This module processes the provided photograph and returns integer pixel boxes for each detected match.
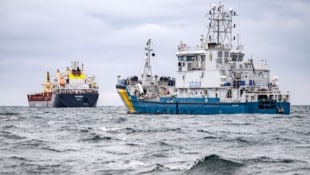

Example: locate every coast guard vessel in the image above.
[116,3,290,114]
[27,61,99,107]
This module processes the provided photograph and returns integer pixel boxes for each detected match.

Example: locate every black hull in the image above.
[53,93,98,107]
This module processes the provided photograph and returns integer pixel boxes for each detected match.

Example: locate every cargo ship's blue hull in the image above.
[117,89,290,115]
[53,93,98,107]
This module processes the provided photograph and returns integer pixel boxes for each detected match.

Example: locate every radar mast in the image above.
[142,39,155,84]
[206,2,237,48]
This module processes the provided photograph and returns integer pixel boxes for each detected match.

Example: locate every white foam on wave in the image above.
[100,126,120,132]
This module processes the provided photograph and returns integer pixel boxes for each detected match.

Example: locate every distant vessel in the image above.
[27,61,99,107]
[116,3,290,114]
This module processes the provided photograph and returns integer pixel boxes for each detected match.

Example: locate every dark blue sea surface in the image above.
[0,106,309,174]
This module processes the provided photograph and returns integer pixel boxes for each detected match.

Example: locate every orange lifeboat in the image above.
[59,76,65,86]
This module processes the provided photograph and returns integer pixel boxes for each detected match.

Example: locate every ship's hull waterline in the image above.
[28,93,99,107]
[117,88,290,115]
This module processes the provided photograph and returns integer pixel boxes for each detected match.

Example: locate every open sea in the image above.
[0,106,309,175]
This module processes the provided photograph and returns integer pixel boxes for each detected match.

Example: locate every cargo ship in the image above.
[27,61,99,107]
[116,3,290,114]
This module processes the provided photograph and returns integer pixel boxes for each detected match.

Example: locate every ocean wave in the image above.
[225,122,252,126]
[40,146,64,153]
[142,127,182,134]
[82,135,113,142]
[158,141,170,146]
[183,154,243,175]
[100,126,122,133]
[8,156,29,161]
[79,133,118,142]
[235,137,255,144]
[223,137,262,146]
[22,163,73,174]
[1,124,16,129]
[114,117,128,123]
[137,163,172,174]
[0,156,32,173]
[18,139,46,147]
[202,136,219,140]
[0,131,26,140]
[151,153,169,158]
[123,127,137,134]
[15,138,76,153]
[272,136,298,143]
[16,139,63,152]
[197,129,214,134]
[79,127,93,133]
[125,143,140,146]
[291,114,306,118]
[104,126,183,136]
[0,106,309,174]
[0,112,20,116]
[244,156,299,164]
[101,127,183,135]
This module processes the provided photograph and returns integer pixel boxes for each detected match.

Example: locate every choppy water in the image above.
[0,106,309,175]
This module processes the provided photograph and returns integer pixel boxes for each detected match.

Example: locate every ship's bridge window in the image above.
[224,51,229,58]
[178,56,186,61]
[186,56,195,61]
[230,52,244,62]
[218,51,223,58]
[178,54,206,71]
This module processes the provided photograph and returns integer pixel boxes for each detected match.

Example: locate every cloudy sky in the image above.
[0,0,309,106]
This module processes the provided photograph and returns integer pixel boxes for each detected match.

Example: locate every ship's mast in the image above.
[43,71,52,93]
[142,39,155,83]
[46,71,50,83]
[206,2,237,47]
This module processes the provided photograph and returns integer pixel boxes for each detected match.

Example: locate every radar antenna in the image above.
[206,2,237,47]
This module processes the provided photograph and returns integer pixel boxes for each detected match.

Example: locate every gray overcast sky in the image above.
[0,0,309,106]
